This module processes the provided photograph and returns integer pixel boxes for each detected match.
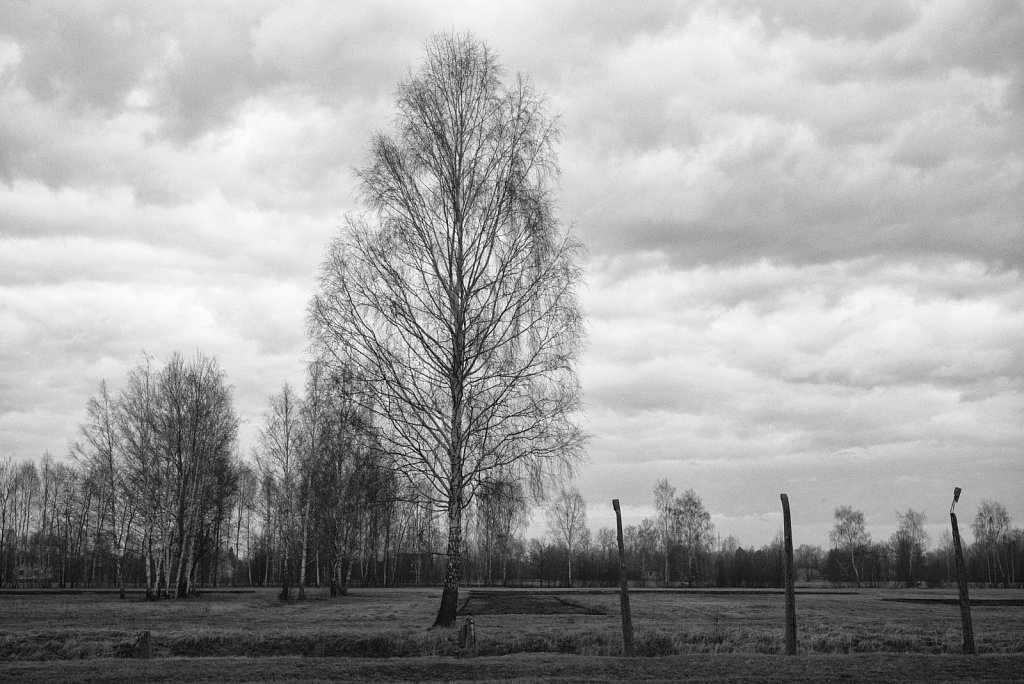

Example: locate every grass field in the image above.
[1,586,1022,681]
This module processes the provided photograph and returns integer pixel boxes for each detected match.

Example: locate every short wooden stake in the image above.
[612,499,635,657]
[780,493,797,655]
[134,630,152,659]
[950,487,976,655]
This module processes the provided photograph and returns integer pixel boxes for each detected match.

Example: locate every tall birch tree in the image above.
[311,31,584,627]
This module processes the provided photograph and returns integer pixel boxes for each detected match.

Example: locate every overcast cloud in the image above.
[2,0,1021,548]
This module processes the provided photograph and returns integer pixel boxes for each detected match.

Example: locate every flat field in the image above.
[1,587,1022,682]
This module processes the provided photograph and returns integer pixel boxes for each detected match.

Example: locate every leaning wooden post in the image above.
[950,487,976,654]
[612,499,635,657]
[780,493,797,655]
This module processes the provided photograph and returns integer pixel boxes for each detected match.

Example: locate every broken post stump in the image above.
[612,498,635,657]
[458,615,476,649]
[133,630,152,659]
[780,493,797,655]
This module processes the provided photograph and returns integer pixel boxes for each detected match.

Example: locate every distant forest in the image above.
[2,351,1021,594]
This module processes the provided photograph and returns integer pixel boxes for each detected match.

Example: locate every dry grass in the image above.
[1,587,1023,681]
[3,653,1024,683]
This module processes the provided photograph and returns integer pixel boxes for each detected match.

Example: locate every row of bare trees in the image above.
[252,362,406,600]
[4,432,1021,592]
[0,352,237,595]
[534,491,1024,590]
[827,501,1024,588]
[0,342,539,597]
[71,352,237,598]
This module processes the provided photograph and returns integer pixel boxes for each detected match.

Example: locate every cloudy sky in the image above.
[2,1,1021,548]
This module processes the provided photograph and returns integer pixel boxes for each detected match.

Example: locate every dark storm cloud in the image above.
[556,2,1024,271]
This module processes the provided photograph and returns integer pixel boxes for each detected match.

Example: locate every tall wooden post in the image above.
[950,487,976,655]
[612,499,635,657]
[780,493,797,655]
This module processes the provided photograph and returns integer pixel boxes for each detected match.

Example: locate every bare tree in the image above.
[829,505,870,587]
[304,363,378,597]
[475,477,528,585]
[254,383,304,602]
[156,352,239,598]
[10,461,40,586]
[625,518,660,585]
[972,500,1011,587]
[0,458,13,587]
[116,354,163,598]
[672,488,714,585]
[298,363,330,599]
[891,508,928,587]
[653,479,676,584]
[546,487,587,587]
[48,461,81,587]
[233,463,259,587]
[795,544,823,582]
[72,380,136,599]
[936,529,955,583]
[311,31,584,627]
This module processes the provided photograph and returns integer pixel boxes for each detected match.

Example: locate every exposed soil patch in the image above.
[458,590,606,615]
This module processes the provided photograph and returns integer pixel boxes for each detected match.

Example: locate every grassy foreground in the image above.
[1,587,1023,681]
[3,653,1024,683]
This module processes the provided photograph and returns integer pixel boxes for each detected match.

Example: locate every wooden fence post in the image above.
[780,493,797,655]
[950,487,976,655]
[612,499,635,657]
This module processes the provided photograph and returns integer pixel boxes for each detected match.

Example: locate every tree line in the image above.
[4,420,1022,593]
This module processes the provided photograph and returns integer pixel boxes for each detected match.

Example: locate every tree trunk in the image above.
[114,553,125,599]
[382,521,391,588]
[329,555,339,598]
[279,538,291,602]
[432,506,463,628]
[176,529,193,598]
[263,545,271,587]
[181,527,199,597]
[211,514,222,588]
[159,520,170,598]
[331,555,351,597]
[298,498,310,600]
[143,530,154,600]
